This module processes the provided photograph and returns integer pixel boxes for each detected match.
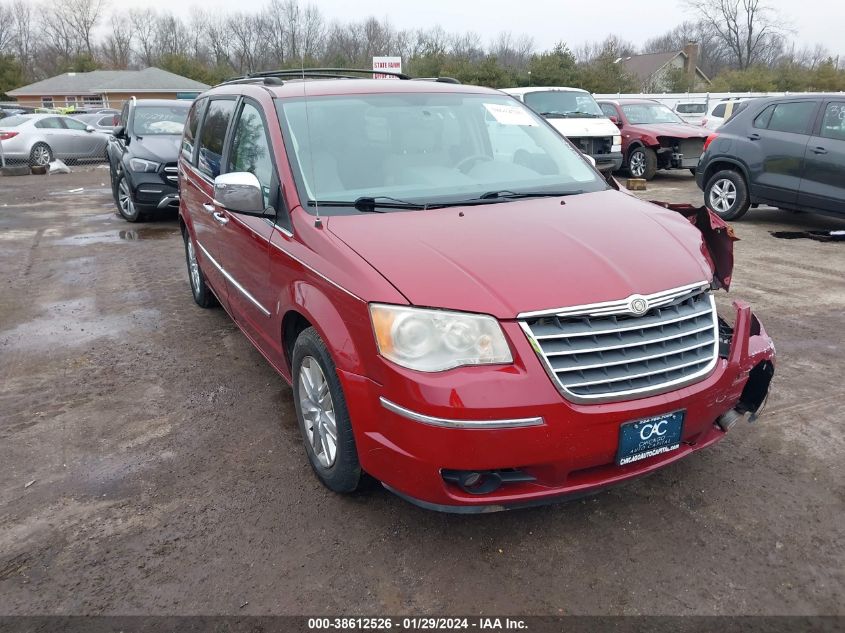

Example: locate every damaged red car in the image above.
[178,72,774,512]
[599,98,711,180]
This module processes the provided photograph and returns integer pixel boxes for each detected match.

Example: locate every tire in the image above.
[115,174,143,222]
[29,143,52,167]
[292,327,361,493]
[705,169,750,221]
[627,146,657,180]
[182,229,218,308]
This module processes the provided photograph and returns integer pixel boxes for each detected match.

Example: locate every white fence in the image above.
[592,91,845,109]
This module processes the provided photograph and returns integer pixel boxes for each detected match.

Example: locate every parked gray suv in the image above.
[696,95,845,220]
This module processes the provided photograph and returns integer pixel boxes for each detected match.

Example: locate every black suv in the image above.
[696,95,845,220]
[108,99,191,222]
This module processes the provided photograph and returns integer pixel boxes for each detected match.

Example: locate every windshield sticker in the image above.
[483,103,538,126]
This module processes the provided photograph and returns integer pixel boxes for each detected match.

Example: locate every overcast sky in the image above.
[137,0,845,58]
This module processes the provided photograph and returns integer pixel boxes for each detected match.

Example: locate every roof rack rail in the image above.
[411,77,462,84]
[218,67,412,87]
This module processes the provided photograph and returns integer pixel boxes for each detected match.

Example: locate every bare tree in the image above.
[0,2,15,53]
[101,12,133,69]
[227,12,265,73]
[642,20,728,76]
[129,9,158,67]
[65,0,107,57]
[685,0,787,69]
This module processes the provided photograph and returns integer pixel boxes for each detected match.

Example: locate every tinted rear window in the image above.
[677,103,706,114]
[820,103,845,141]
[711,103,727,118]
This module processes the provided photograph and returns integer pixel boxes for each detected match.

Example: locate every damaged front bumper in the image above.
[717,300,776,428]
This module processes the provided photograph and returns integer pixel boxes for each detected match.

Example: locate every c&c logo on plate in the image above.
[640,421,669,440]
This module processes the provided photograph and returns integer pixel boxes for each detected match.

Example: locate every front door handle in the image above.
[811,146,828,155]
[748,133,761,140]
[202,203,215,213]
[212,211,229,225]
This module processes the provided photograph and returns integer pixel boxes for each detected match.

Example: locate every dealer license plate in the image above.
[616,410,685,466]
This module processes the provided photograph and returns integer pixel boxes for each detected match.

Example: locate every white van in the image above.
[503,87,622,173]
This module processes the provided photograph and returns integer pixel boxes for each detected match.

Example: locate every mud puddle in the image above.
[53,228,179,245]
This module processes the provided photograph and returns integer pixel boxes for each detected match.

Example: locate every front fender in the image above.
[281,279,373,379]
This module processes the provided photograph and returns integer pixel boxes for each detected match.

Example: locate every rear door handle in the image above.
[812,146,828,155]
[202,203,215,213]
[212,212,229,225]
[748,133,761,140]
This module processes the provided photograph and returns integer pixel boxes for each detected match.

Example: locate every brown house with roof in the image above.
[7,67,209,110]
[617,44,711,93]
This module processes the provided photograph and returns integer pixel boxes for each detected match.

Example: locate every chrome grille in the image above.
[163,164,178,184]
[519,283,719,403]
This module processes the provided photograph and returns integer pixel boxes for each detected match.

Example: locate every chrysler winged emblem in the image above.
[628,295,649,316]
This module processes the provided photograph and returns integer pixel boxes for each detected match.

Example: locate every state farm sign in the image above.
[372,56,402,79]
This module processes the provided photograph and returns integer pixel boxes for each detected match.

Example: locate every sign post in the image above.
[372,56,402,79]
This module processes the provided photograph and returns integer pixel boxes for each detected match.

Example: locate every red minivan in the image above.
[178,72,775,512]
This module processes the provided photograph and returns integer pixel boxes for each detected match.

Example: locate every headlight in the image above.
[613,134,622,146]
[369,304,512,372]
[129,158,160,173]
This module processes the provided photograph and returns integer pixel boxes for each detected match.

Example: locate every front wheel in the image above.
[292,327,361,493]
[705,169,750,220]
[627,147,657,180]
[116,175,142,222]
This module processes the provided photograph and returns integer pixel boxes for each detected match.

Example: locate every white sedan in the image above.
[0,113,110,166]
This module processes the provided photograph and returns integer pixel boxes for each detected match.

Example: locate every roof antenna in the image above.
[301,46,321,228]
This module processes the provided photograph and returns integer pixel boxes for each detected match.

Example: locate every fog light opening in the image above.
[442,468,536,495]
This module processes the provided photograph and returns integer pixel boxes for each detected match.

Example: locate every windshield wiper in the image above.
[307,196,430,213]
[476,189,584,200]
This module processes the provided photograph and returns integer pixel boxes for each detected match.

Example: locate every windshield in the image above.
[0,115,30,127]
[132,106,189,136]
[523,91,604,118]
[622,103,685,125]
[276,93,605,212]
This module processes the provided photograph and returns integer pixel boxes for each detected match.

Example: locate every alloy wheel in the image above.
[629,151,646,177]
[118,179,134,217]
[186,238,201,295]
[709,178,737,214]
[298,356,338,468]
[32,145,50,166]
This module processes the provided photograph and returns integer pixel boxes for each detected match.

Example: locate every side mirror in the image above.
[214,172,266,216]
[609,115,622,127]
[112,125,125,138]
[583,153,597,167]
[85,125,95,133]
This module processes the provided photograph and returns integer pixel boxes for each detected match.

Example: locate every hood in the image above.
[131,135,181,163]
[547,117,619,138]
[327,189,714,319]
[627,122,710,140]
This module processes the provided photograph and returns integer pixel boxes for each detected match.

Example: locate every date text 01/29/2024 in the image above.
[307,617,528,630]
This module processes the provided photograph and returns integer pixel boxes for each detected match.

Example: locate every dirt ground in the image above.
[0,167,843,616]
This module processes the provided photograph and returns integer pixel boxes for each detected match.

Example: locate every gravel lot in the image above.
[0,167,843,616]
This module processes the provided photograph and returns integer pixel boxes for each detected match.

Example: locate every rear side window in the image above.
[820,103,845,141]
[34,117,64,129]
[756,102,817,135]
[197,99,235,180]
[182,98,206,163]
[711,103,727,118]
